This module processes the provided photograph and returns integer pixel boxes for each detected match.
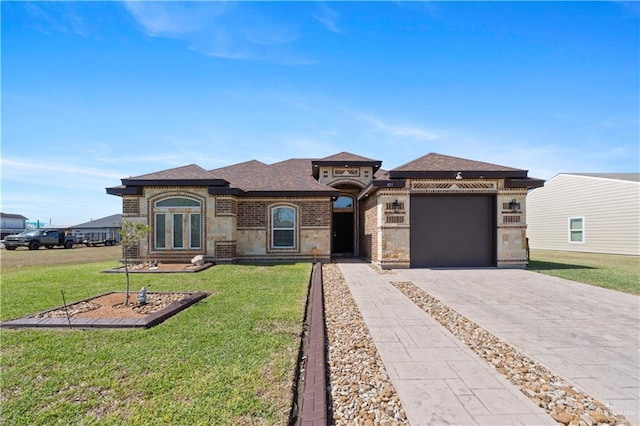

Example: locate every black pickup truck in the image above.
[3,229,75,250]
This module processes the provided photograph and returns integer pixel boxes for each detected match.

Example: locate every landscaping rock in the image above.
[392,281,631,426]
[323,264,408,425]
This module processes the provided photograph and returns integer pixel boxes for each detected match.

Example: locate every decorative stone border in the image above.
[102,263,214,273]
[0,292,209,329]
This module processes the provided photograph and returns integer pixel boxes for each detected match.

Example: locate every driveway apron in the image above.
[338,263,555,426]
[393,267,639,425]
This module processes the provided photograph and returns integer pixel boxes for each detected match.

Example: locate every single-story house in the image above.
[527,173,640,256]
[0,212,28,239]
[106,152,543,268]
[70,214,122,244]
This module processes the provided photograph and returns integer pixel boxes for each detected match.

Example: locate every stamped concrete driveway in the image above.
[395,268,640,424]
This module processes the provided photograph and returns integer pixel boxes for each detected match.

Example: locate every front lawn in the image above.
[0,261,310,424]
[528,250,640,295]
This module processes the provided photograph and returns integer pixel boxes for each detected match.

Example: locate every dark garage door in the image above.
[410,195,495,267]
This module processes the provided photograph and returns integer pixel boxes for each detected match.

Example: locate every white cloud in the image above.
[123,2,315,64]
[313,3,342,34]
[356,114,442,142]
[124,2,229,36]
[1,157,124,181]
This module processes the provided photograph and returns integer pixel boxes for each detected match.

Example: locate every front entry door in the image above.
[332,212,354,254]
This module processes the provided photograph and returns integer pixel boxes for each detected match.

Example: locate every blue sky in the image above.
[2,1,638,226]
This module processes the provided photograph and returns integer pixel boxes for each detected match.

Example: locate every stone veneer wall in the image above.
[377,190,411,269]
[359,195,379,263]
[496,183,528,268]
[367,179,530,269]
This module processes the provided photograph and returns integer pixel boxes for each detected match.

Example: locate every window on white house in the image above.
[272,206,296,248]
[153,197,201,250]
[569,217,584,243]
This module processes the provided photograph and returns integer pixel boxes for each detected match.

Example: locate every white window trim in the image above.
[152,196,202,251]
[172,213,184,249]
[271,205,297,250]
[568,216,585,244]
[189,213,201,250]
[154,213,166,250]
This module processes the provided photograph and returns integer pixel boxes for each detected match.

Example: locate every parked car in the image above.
[2,229,75,250]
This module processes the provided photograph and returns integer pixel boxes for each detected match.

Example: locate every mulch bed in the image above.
[0,291,209,329]
[103,262,214,274]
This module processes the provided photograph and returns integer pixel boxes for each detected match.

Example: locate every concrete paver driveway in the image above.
[395,268,640,424]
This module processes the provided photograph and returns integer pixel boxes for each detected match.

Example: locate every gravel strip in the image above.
[323,263,408,425]
[392,281,631,426]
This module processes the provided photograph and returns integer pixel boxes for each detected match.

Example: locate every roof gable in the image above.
[210,160,270,187]
[127,164,214,180]
[389,153,528,179]
[311,151,382,179]
[319,151,380,163]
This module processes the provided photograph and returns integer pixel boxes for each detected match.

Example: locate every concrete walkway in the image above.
[338,263,556,426]
[396,268,640,425]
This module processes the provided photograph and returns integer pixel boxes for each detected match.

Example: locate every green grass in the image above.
[1,262,311,425]
[528,250,640,295]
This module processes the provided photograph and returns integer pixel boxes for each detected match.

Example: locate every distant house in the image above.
[106,152,543,268]
[527,173,640,256]
[0,212,28,239]
[70,214,122,244]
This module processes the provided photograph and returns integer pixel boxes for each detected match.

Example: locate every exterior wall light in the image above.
[509,199,519,212]
[392,199,400,213]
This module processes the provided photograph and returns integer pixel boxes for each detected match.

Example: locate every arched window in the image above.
[154,197,201,250]
[333,195,354,210]
[272,206,296,248]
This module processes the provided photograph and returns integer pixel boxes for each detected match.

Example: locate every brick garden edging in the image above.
[0,292,209,329]
[297,262,329,426]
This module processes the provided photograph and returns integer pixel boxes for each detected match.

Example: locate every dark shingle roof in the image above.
[211,159,338,194]
[319,152,380,163]
[210,160,271,190]
[0,212,28,220]
[72,214,122,229]
[128,164,213,180]
[392,153,524,173]
[389,153,528,179]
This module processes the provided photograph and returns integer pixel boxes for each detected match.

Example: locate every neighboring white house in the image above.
[1,212,28,239]
[527,173,640,256]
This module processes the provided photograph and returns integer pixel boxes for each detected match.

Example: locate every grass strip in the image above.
[1,262,310,425]
[528,250,640,294]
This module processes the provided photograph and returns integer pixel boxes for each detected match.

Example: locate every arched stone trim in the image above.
[327,178,367,189]
[148,191,206,252]
[267,203,300,252]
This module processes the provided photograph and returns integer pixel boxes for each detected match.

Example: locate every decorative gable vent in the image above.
[411,181,497,192]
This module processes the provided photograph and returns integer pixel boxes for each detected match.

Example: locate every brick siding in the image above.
[123,197,139,216]
[299,200,331,227]
[215,198,237,216]
[238,199,331,228]
[238,201,267,227]
[215,241,237,260]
